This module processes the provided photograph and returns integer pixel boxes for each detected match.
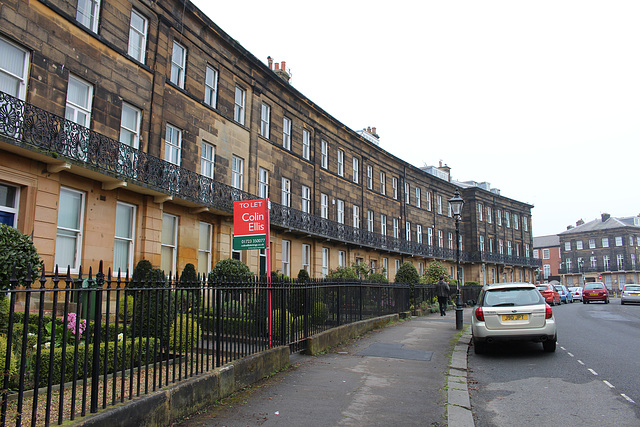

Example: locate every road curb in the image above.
[447,329,475,427]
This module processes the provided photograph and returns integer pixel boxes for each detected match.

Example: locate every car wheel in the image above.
[621,300,625,305]
[473,338,487,355]
[605,298,610,304]
[543,339,556,353]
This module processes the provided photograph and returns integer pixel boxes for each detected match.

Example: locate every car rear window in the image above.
[584,283,604,290]
[625,285,640,292]
[482,288,544,307]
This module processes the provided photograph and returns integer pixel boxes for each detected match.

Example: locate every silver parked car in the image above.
[621,284,640,305]
[471,282,557,354]
[568,286,583,302]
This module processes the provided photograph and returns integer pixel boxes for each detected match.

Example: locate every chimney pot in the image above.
[267,56,273,70]
[372,127,376,135]
[274,63,280,70]
[281,61,286,71]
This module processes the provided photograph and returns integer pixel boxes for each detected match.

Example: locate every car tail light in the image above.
[545,304,553,319]
[475,307,484,321]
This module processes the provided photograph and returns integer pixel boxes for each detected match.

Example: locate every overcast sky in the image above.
[192,0,640,236]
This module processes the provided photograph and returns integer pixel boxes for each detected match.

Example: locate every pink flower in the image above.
[66,312,87,338]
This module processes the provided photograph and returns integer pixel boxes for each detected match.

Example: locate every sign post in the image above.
[233,199,272,346]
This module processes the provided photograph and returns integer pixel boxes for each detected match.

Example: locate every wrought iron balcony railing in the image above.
[0,91,538,268]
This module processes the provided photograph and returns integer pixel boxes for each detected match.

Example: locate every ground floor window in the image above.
[161,213,178,275]
[55,187,85,273]
[0,182,18,227]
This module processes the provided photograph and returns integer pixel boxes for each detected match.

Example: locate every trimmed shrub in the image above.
[0,223,43,288]
[395,262,420,285]
[208,259,253,284]
[367,272,389,284]
[297,269,310,282]
[270,309,293,341]
[117,295,134,322]
[312,301,329,324]
[0,296,10,334]
[169,315,202,353]
[424,261,448,285]
[0,334,17,379]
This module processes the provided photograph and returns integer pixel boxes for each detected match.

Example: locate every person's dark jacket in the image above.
[435,280,450,298]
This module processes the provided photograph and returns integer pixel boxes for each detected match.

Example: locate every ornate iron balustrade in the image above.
[470,251,542,268]
[0,91,539,267]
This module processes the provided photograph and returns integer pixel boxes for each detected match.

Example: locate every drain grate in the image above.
[356,342,433,361]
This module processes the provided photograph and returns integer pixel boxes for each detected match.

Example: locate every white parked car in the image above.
[471,282,557,354]
[568,286,583,302]
[621,284,640,305]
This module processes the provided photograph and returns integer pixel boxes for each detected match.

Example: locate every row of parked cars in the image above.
[471,281,640,355]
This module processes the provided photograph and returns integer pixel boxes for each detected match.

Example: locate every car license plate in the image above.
[502,314,528,321]
[631,293,639,296]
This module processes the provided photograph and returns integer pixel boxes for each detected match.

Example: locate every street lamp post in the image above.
[578,258,585,286]
[449,190,464,330]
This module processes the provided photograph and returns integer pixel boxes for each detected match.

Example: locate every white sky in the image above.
[192,0,640,236]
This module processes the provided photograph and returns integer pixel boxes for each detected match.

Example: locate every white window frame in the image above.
[301,185,311,213]
[427,227,433,245]
[478,203,483,221]
[383,257,388,278]
[415,187,421,208]
[405,221,411,241]
[234,86,246,125]
[321,140,328,169]
[353,205,360,229]
[65,74,93,127]
[426,192,431,211]
[380,172,386,195]
[113,201,136,275]
[321,193,328,219]
[128,9,148,63]
[170,41,186,88]
[76,0,101,32]
[496,209,502,226]
[337,149,344,176]
[204,65,218,108]
[392,177,398,200]
[404,182,410,204]
[542,248,550,259]
[565,242,571,251]
[258,167,269,198]
[523,215,528,231]
[322,248,329,277]
[367,166,373,189]
[367,210,374,232]
[416,224,422,244]
[589,239,596,249]
[352,157,359,183]
[161,213,178,275]
[438,230,444,247]
[198,221,213,274]
[505,211,511,228]
[487,206,492,224]
[119,103,141,149]
[282,239,291,277]
[0,36,30,101]
[201,141,215,179]
[338,250,346,268]
[55,187,85,273]
[479,235,485,252]
[302,244,311,272]
[0,183,19,228]
[393,218,399,239]
[164,123,182,165]
[590,256,597,268]
[448,232,453,249]
[576,240,583,250]
[337,199,345,224]
[281,178,291,207]
[514,214,519,230]
[602,237,609,248]
[260,103,271,138]
[282,116,292,150]
[437,195,443,215]
[499,239,504,255]
[615,236,623,247]
[302,129,311,160]
[232,155,244,190]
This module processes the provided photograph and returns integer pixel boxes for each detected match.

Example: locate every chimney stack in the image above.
[267,56,273,70]
[601,213,611,222]
[281,61,286,70]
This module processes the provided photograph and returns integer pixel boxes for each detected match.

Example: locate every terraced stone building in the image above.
[0,0,539,283]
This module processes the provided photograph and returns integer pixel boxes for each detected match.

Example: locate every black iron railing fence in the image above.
[0,91,540,268]
[1,261,453,426]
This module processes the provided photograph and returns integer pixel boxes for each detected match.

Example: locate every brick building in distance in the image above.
[0,0,539,284]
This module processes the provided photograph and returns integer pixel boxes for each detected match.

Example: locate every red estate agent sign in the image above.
[233,199,270,250]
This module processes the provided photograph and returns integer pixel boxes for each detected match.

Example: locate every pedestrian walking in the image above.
[435,276,450,316]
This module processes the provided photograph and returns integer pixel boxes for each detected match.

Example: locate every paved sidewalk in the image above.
[174,310,475,427]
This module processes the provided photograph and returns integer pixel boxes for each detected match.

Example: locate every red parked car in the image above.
[536,284,561,306]
[583,282,609,304]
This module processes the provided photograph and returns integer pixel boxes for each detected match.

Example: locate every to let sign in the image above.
[233,199,269,250]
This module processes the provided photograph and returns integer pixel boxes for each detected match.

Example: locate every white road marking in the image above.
[577,360,585,365]
[621,394,636,404]
[603,380,615,388]
[567,352,574,357]
[560,346,566,350]
[588,368,598,376]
